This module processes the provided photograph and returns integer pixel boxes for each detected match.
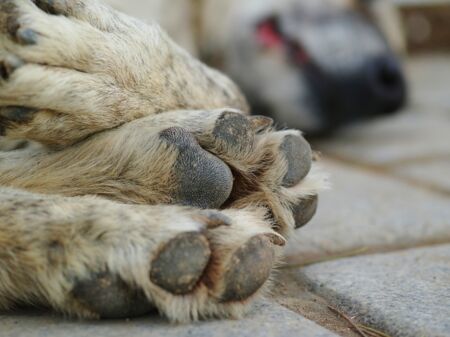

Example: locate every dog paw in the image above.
[0,0,246,147]
[132,109,327,236]
[52,204,283,322]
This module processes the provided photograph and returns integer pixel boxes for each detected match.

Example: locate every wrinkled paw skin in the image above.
[72,272,155,319]
[160,127,233,209]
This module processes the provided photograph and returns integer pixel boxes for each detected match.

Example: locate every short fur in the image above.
[104,0,406,133]
[0,0,326,322]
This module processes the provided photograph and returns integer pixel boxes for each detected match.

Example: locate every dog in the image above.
[0,0,326,322]
[104,0,408,135]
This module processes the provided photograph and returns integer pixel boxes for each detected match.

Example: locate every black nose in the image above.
[367,56,406,114]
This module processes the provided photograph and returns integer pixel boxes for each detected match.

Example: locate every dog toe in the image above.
[160,127,233,209]
[72,272,154,318]
[293,195,318,229]
[280,134,312,187]
[219,235,275,302]
[212,110,255,153]
[150,232,211,295]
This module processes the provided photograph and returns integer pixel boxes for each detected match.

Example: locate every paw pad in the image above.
[160,127,233,209]
[293,195,318,229]
[280,134,312,187]
[220,235,274,302]
[150,232,211,295]
[72,272,154,318]
[213,111,254,152]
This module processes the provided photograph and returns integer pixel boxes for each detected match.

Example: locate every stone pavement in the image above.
[0,301,338,337]
[1,56,449,337]
[278,55,450,337]
[300,245,450,337]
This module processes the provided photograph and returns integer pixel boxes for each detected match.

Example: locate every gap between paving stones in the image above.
[283,240,450,269]
[270,270,393,337]
[295,244,450,337]
[321,155,450,198]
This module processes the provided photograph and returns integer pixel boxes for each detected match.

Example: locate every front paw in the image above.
[53,205,282,322]
[138,109,328,236]
[0,0,246,147]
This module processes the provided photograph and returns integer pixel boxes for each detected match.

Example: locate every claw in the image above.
[0,107,37,122]
[264,232,286,247]
[196,211,232,229]
[32,0,59,14]
[0,55,24,80]
[249,116,273,132]
[15,28,38,45]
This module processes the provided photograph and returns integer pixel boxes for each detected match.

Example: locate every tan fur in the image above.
[0,0,326,322]
[0,0,247,147]
[0,187,285,322]
[99,0,406,134]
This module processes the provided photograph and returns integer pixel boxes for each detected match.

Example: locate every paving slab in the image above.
[406,55,450,114]
[0,300,339,337]
[285,159,450,264]
[298,244,450,337]
[392,157,450,193]
[314,110,450,167]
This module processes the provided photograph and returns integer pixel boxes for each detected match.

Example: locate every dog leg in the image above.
[0,0,247,147]
[0,187,282,322]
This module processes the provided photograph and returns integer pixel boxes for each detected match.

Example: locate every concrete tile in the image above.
[298,244,450,337]
[314,110,450,166]
[392,158,450,193]
[0,301,339,337]
[406,55,450,114]
[285,160,450,264]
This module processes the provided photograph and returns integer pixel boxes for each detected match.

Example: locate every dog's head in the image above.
[204,0,407,135]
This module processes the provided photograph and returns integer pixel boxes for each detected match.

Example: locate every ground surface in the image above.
[1,56,449,337]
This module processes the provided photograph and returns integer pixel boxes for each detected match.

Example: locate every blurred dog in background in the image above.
[105,0,408,136]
